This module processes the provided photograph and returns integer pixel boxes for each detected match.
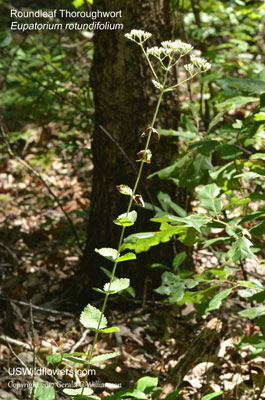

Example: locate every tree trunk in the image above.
[80,0,184,302]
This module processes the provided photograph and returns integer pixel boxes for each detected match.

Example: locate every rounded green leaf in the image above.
[104,278,130,293]
[113,211,137,227]
[80,304,107,330]
[116,184,133,196]
[95,248,119,261]
[136,376,158,391]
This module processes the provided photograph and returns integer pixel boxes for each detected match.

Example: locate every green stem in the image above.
[80,63,170,396]
[165,72,200,92]
[141,44,159,82]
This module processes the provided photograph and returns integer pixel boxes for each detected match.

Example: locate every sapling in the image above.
[57,29,211,399]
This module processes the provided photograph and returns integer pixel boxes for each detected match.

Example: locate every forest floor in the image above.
[1,131,265,399]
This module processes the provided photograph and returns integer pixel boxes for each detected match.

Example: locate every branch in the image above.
[0,295,75,317]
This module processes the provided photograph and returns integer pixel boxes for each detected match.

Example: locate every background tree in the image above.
[80,0,184,300]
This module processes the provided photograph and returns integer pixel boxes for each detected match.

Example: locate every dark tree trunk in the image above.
[80,0,186,302]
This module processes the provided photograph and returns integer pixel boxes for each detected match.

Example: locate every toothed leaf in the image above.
[80,304,107,330]
[104,278,130,293]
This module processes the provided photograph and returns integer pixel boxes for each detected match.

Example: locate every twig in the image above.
[30,300,36,400]
[0,122,83,252]
[239,258,249,281]
[246,270,265,283]
[7,342,30,373]
[70,329,90,353]
[208,245,265,282]
[0,296,75,317]
[0,334,32,350]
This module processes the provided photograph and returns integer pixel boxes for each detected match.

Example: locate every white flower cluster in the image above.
[184,63,195,75]
[124,29,152,44]
[146,46,172,59]
[125,28,212,78]
[161,40,193,55]
[190,55,211,72]
[146,39,194,70]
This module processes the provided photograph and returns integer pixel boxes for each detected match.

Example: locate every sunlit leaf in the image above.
[113,211,137,227]
[116,252,136,262]
[46,353,62,364]
[80,304,107,330]
[121,389,147,399]
[90,352,120,364]
[239,306,265,319]
[135,376,158,391]
[63,354,90,365]
[197,183,222,217]
[249,152,265,159]
[95,248,119,261]
[103,278,130,293]
[204,288,232,313]
[116,184,133,196]
[201,391,224,400]
[228,236,256,262]
[99,327,120,333]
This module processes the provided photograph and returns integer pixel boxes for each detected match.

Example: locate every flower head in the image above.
[162,40,193,55]
[184,63,195,75]
[146,46,172,59]
[190,55,211,72]
[125,29,152,45]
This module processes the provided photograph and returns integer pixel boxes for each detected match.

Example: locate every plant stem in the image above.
[30,300,36,400]
[80,64,170,396]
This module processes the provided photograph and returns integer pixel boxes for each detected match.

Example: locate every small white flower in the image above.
[125,29,152,44]
[190,55,211,71]
[184,63,195,75]
[146,46,172,58]
[162,40,193,55]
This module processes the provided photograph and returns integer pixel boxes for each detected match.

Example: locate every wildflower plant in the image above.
[47,30,211,399]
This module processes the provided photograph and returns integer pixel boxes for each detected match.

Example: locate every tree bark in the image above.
[80,0,183,301]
